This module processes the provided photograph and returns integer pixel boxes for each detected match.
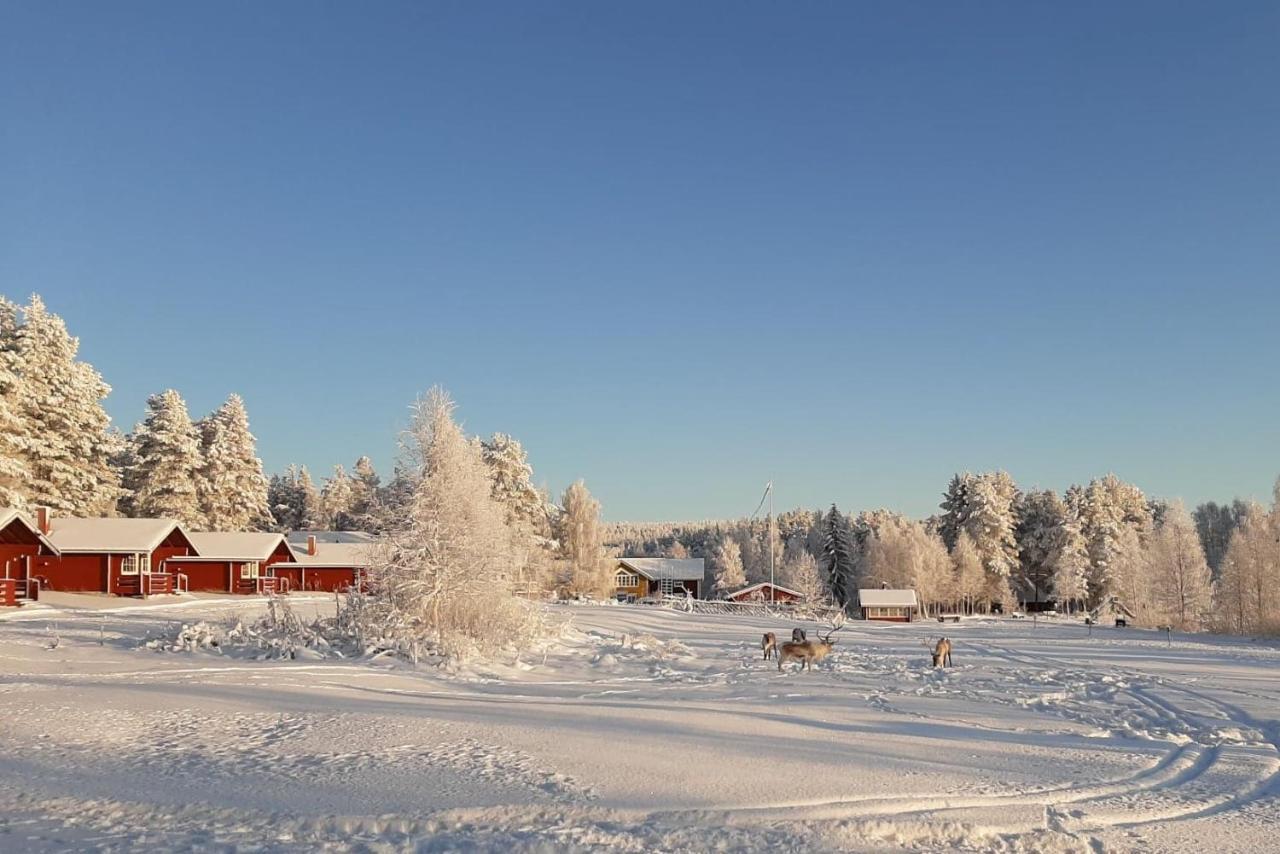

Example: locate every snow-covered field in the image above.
[2,596,1278,852]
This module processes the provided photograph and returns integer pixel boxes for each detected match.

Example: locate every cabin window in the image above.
[240,561,260,579]
[121,554,139,575]
[615,572,639,588]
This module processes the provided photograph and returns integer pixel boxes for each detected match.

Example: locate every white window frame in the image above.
[615,572,639,588]
[120,554,140,576]
[240,561,260,580]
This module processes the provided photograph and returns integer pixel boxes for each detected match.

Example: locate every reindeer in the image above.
[931,637,953,668]
[761,632,777,660]
[791,627,807,643]
[778,614,845,672]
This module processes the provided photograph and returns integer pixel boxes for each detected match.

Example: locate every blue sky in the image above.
[2,2,1277,520]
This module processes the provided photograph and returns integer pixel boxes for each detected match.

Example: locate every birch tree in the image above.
[711,535,746,595]
[558,479,610,597]
[1145,501,1213,630]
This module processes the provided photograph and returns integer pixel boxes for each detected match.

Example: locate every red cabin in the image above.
[271,535,372,593]
[0,508,60,605]
[38,515,197,597]
[724,582,804,604]
[168,532,297,594]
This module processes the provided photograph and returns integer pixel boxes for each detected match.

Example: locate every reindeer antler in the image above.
[821,611,846,643]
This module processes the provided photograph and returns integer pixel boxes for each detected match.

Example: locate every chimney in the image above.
[36,506,50,535]
[307,535,317,556]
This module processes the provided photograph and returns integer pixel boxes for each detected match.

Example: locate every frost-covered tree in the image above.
[1017,489,1088,611]
[822,505,858,610]
[0,299,30,509]
[1144,501,1213,630]
[348,455,382,527]
[951,530,986,614]
[711,535,746,595]
[296,466,322,529]
[320,465,356,529]
[121,389,203,524]
[1076,474,1152,608]
[10,295,119,514]
[480,433,550,537]
[267,464,322,531]
[558,479,610,596]
[779,545,826,604]
[367,387,537,659]
[1215,502,1280,635]
[196,394,272,531]
[861,518,951,616]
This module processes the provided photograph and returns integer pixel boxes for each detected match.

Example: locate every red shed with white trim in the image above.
[0,508,60,605]
[271,535,372,593]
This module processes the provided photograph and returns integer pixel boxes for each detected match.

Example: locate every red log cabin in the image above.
[0,508,60,605]
[723,581,804,604]
[37,513,197,597]
[270,535,372,593]
[167,532,296,594]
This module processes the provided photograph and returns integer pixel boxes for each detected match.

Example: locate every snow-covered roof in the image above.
[857,588,919,608]
[286,530,378,545]
[726,582,803,600]
[0,508,58,553]
[287,541,377,568]
[616,558,705,582]
[47,517,191,553]
[185,532,290,562]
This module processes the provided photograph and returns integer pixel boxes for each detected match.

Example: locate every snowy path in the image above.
[1,598,1277,852]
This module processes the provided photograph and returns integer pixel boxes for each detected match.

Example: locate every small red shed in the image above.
[0,508,60,604]
[168,532,296,594]
[39,515,197,596]
[724,582,804,604]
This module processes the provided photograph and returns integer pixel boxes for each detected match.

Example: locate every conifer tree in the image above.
[0,299,30,509]
[196,394,272,531]
[822,504,857,610]
[11,295,120,514]
[122,389,203,524]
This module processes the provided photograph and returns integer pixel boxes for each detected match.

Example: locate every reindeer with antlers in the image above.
[777,613,845,672]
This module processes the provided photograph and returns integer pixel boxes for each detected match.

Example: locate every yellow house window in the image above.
[615,572,639,588]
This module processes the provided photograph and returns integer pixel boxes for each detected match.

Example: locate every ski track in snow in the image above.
[1,600,1278,852]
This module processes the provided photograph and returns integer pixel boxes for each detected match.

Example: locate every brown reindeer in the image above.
[778,614,845,672]
[931,637,953,668]
[761,632,777,660]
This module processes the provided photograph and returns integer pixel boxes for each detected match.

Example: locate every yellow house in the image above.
[613,558,704,601]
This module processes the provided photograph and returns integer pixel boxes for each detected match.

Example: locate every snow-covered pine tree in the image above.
[12,295,120,514]
[297,466,322,530]
[480,433,551,538]
[1192,500,1248,579]
[196,394,273,531]
[1077,474,1153,609]
[711,535,746,595]
[320,465,355,529]
[0,299,31,509]
[1145,501,1213,630]
[558,479,609,597]
[963,472,1021,607]
[367,387,536,659]
[822,504,858,610]
[267,465,304,531]
[122,389,204,525]
[348,455,381,528]
[938,472,974,549]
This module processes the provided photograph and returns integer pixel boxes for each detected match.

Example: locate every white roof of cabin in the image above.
[0,508,58,553]
[47,517,189,553]
[616,557,705,582]
[287,530,378,545]
[287,541,377,568]
[857,588,919,608]
[726,582,803,599]
[185,532,289,562]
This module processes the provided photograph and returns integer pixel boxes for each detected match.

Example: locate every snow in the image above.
[45,516,184,553]
[186,531,288,561]
[1,598,1278,852]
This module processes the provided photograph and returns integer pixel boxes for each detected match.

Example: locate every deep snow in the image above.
[1,594,1278,852]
